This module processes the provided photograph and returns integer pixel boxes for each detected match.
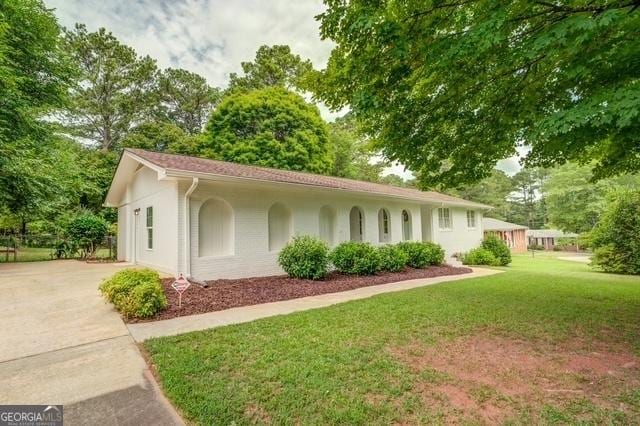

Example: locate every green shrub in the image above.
[330,242,380,275]
[377,244,408,272]
[591,244,627,274]
[462,247,499,266]
[481,234,511,266]
[67,213,108,258]
[118,281,168,318]
[99,268,167,318]
[278,235,330,280]
[591,190,640,275]
[528,243,545,251]
[397,241,445,268]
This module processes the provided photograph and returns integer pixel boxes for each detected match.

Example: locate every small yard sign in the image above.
[172,274,191,308]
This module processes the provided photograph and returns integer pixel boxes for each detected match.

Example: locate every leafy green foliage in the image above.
[544,162,640,234]
[202,87,333,174]
[158,68,222,134]
[328,114,387,182]
[397,241,445,268]
[446,170,514,221]
[313,1,640,187]
[99,268,167,319]
[66,213,108,258]
[462,248,499,266]
[0,0,73,222]
[228,45,313,92]
[377,244,408,272]
[278,236,330,280]
[481,234,512,266]
[0,0,72,145]
[122,121,202,155]
[63,24,158,151]
[330,242,380,275]
[591,190,640,275]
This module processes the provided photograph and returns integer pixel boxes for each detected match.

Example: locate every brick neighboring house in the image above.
[526,229,579,251]
[105,149,492,280]
[482,218,528,252]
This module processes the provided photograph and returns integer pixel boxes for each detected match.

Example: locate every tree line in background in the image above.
[1,0,638,271]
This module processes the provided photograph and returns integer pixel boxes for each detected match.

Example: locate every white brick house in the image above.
[105,149,491,280]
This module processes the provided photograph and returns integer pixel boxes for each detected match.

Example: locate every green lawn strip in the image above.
[0,247,112,262]
[145,255,640,425]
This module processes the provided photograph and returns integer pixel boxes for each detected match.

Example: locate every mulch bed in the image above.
[131,265,472,323]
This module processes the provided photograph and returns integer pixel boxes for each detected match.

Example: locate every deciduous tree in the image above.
[313,0,640,187]
[201,87,332,174]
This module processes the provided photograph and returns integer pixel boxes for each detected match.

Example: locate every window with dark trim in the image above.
[146,206,153,249]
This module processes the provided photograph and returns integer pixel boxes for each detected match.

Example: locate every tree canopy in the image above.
[228,45,313,92]
[313,0,640,187]
[0,0,74,228]
[202,87,333,174]
[544,162,640,234]
[63,24,158,151]
[158,68,221,134]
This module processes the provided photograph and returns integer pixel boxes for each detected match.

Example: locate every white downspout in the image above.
[184,177,199,277]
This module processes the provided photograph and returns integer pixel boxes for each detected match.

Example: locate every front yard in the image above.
[145,253,640,424]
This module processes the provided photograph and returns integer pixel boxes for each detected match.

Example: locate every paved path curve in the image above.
[0,260,182,425]
[129,267,502,342]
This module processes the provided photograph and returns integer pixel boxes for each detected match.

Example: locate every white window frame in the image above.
[146,206,153,250]
[466,210,476,229]
[438,208,451,231]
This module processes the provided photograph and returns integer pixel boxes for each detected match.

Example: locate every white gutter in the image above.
[183,177,199,277]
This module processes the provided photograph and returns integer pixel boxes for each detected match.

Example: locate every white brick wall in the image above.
[118,166,485,280]
[187,180,425,280]
[118,167,180,275]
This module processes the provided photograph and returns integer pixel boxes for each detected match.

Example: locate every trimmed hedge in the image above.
[377,244,408,272]
[462,247,499,266]
[278,236,330,280]
[481,234,511,266]
[330,241,380,275]
[99,268,167,319]
[397,241,445,268]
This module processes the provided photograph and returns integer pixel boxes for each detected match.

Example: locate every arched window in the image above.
[378,208,391,242]
[268,203,292,251]
[402,210,412,241]
[319,206,336,246]
[199,198,233,257]
[349,206,364,241]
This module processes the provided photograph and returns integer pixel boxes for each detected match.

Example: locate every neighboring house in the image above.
[526,229,579,251]
[105,149,491,280]
[482,218,528,252]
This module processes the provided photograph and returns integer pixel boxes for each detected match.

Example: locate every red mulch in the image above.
[130,265,472,323]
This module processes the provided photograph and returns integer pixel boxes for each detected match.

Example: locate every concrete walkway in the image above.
[558,255,591,263]
[0,260,182,425]
[128,267,501,341]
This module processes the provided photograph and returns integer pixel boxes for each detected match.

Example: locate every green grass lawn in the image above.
[145,253,640,425]
[0,247,112,262]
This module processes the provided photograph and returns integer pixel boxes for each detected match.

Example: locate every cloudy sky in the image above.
[45,0,521,177]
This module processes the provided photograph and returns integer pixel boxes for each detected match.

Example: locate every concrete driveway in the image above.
[0,260,182,425]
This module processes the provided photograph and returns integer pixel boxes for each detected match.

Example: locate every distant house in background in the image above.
[482,218,528,252]
[526,229,578,251]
